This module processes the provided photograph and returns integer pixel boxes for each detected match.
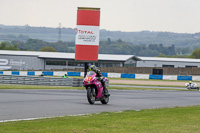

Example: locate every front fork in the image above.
[87,87,96,97]
[92,88,96,97]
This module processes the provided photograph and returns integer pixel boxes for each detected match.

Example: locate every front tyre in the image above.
[87,88,95,104]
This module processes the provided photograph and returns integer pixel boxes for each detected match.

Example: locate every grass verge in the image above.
[1,106,200,133]
[0,84,193,91]
[0,84,191,91]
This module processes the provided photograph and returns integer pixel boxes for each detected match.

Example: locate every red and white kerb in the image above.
[75,7,100,61]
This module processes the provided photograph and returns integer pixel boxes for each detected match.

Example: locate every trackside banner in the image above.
[76,25,99,45]
[75,7,100,61]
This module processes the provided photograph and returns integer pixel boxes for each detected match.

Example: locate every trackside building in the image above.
[0,50,139,70]
[137,57,200,68]
[0,50,200,71]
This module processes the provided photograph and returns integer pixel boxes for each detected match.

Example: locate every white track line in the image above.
[0,114,89,123]
[0,117,49,123]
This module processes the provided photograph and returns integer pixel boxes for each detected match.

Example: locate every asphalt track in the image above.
[1,89,200,122]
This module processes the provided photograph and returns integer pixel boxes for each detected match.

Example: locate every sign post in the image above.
[75,7,100,77]
[75,7,100,61]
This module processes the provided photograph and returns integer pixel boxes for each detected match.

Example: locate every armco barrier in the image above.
[192,76,200,81]
[67,72,81,76]
[102,73,108,77]
[0,71,199,81]
[177,75,192,81]
[108,73,121,78]
[42,71,54,76]
[28,71,35,76]
[163,75,177,80]
[135,74,149,79]
[121,73,135,78]
[149,75,163,80]
[12,71,19,75]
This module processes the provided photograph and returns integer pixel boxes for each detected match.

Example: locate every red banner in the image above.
[75,7,100,61]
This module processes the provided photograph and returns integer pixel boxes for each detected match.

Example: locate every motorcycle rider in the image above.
[189,81,196,87]
[88,65,110,96]
[189,81,192,85]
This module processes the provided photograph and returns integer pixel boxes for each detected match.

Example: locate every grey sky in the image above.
[0,0,199,33]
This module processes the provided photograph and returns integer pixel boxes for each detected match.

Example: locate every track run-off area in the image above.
[0,79,200,122]
[1,87,200,122]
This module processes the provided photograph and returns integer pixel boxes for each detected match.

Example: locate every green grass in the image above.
[1,106,200,133]
[0,84,193,91]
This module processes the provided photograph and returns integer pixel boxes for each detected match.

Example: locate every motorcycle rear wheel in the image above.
[101,89,109,104]
[87,88,95,104]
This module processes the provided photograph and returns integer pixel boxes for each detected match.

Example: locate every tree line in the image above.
[0,38,200,58]
[99,38,176,56]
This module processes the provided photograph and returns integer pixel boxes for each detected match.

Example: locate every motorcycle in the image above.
[185,82,199,90]
[83,71,110,104]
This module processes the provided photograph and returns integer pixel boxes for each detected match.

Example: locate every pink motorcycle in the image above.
[83,71,109,104]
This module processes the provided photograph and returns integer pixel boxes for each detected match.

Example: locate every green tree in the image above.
[39,46,57,52]
[157,53,166,57]
[0,42,18,50]
[190,48,200,58]
[0,42,6,49]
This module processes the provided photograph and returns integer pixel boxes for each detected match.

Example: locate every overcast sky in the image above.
[0,0,200,33]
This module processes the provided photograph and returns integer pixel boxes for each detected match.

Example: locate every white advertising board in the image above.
[75,25,100,45]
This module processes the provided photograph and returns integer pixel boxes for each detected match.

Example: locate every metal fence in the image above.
[0,75,109,87]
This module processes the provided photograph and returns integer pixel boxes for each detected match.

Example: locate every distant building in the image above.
[0,50,200,70]
[137,57,200,68]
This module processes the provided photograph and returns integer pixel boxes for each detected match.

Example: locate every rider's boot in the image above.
[103,83,110,96]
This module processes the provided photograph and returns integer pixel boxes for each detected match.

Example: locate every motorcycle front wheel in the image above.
[87,87,95,104]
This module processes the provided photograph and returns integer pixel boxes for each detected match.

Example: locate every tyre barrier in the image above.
[72,78,84,87]
[0,75,109,87]
[0,75,73,86]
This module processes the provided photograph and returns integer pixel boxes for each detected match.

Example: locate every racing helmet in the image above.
[189,81,192,84]
[89,65,97,72]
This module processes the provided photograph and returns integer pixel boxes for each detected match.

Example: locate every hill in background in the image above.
[0,24,200,57]
[1,24,200,48]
